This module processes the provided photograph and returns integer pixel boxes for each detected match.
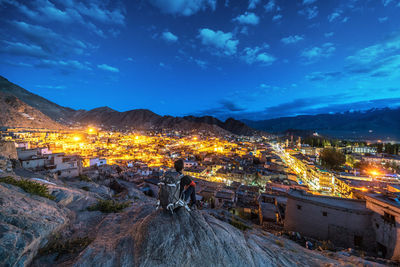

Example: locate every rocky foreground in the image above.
[0,173,384,267]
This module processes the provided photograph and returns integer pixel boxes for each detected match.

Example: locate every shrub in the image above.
[87,199,130,213]
[0,176,55,200]
[229,219,252,231]
[275,240,284,247]
[78,174,91,182]
[39,236,93,260]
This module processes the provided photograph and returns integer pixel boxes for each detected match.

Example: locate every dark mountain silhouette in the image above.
[0,76,75,124]
[0,91,64,129]
[184,115,257,136]
[244,108,400,139]
[0,75,258,135]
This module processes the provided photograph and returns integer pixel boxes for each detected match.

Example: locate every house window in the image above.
[354,235,363,247]
[322,211,328,216]
[297,205,302,210]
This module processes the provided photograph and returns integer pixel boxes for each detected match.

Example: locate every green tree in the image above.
[346,155,356,167]
[319,148,346,171]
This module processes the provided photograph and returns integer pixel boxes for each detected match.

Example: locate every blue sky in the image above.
[0,0,400,120]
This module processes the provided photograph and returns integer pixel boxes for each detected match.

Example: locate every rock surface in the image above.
[0,174,384,267]
[0,183,70,266]
[73,203,382,267]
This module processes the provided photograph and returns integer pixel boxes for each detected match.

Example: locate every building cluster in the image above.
[16,146,82,178]
[2,127,400,261]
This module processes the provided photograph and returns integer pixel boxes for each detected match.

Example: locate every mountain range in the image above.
[0,76,257,136]
[2,75,400,140]
[244,108,400,140]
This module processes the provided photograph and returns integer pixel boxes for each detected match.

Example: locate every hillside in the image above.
[71,107,230,134]
[184,115,257,136]
[0,173,383,267]
[0,76,75,124]
[244,108,400,140]
[0,92,64,129]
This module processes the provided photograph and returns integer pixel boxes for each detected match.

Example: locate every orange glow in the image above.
[360,187,368,192]
[368,169,382,177]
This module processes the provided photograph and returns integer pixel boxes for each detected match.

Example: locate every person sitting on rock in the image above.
[174,159,196,209]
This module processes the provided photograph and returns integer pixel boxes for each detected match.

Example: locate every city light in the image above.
[368,169,382,177]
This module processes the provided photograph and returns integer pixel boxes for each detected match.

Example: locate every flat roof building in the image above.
[284,190,375,251]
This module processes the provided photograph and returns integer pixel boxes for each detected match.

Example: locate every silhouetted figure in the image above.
[174,159,196,208]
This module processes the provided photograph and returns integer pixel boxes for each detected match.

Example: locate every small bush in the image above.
[275,240,284,247]
[229,219,252,231]
[0,176,55,200]
[319,240,335,251]
[81,186,89,191]
[39,236,93,260]
[79,174,91,182]
[87,199,130,213]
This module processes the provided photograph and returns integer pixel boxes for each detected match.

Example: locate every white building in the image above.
[89,157,107,167]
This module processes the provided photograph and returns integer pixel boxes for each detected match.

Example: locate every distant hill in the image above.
[184,116,257,136]
[0,76,75,124]
[0,91,64,129]
[0,76,258,136]
[244,109,400,140]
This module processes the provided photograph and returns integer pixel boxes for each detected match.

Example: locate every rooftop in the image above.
[365,193,400,211]
[288,189,369,212]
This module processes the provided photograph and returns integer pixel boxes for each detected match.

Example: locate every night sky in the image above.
[0,0,400,120]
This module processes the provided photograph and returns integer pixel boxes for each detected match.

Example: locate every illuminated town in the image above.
[2,124,400,263]
[2,0,400,264]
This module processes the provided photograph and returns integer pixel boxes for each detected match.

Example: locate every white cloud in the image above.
[9,20,91,56]
[2,0,125,39]
[301,43,336,63]
[256,53,276,64]
[264,0,275,12]
[346,34,400,65]
[281,35,304,44]
[97,63,119,72]
[302,0,317,4]
[195,59,207,69]
[198,28,239,56]
[248,0,260,9]
[36,84,66,89]
[75,2,125,25]
[379,17,389,23]
[149,0,216,16]
[272,14,282,21]
[241,46,276,65]
[328,10,342,22]
[162,31,178,42]
[233,12,260,25]
[324,32,334,38]
[37,59,92,71]
[299,6,318,19]
[382,0,394,6]
[0,40,47,58]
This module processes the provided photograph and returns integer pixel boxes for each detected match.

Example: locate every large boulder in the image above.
[73,203,382,267]
[0,183,70,267]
